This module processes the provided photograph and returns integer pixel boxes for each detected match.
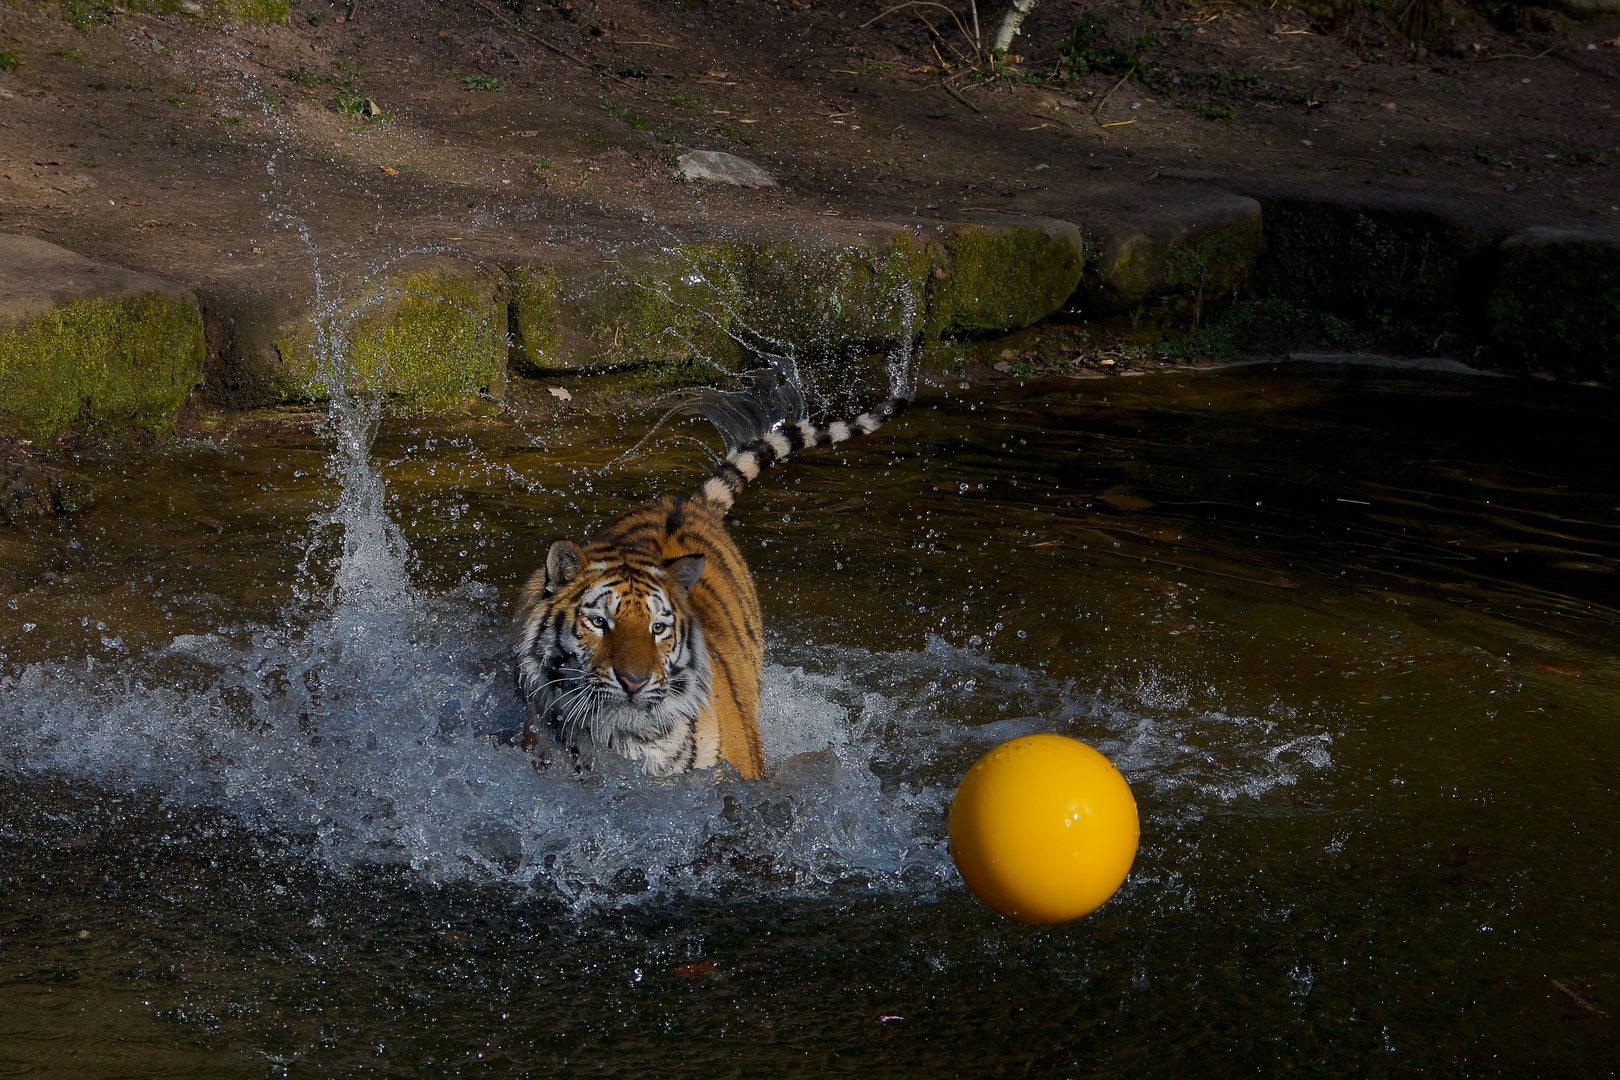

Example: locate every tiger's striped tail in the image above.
[697,397,909,512]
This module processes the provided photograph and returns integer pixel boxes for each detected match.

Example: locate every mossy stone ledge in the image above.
[1250,188,1501,330]
[124,0,290,26]
[0,234,204,442]
[501,220,1083,389]
[274,259,507,413]
[1488,227,1620,384]
[1074,194,1263,330]
[505,228,935,383]
[926,218,1084,339]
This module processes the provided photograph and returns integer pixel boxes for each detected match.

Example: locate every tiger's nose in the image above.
[616,671,649,695]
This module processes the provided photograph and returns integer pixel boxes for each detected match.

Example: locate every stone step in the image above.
[1489,226,1620,384]
[3,181,1616,439]
[202,218,1086,408]
[0,235,204,442]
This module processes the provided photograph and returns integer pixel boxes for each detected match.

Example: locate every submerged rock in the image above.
[0,457,92,524]
[676,151,778,188]
[0,234,203,442]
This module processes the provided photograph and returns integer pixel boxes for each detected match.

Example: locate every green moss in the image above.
[279,265,505,412]
[0,291,203,441]
[507,233,934,377]
[503,265,564,376]
[1162,216,1262,296]
[124,0,289,25]
[224,0,288,21]
[927,224,1083,338]
[582,355,726,397]
[1080,211,1264,332]
[1256,199,1484,321]
[1488,234,1620,383]
[611,242,754,371]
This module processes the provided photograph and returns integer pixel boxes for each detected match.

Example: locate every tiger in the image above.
[512,395,908,780]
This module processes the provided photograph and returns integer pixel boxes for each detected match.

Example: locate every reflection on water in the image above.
[2,363,1617,1076]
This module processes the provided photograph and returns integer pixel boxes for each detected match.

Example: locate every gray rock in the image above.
[676,151,778,188]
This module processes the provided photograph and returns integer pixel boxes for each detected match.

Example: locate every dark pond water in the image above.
[1,361,1616,1077]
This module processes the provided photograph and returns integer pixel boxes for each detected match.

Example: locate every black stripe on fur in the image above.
[696,396,910,509]
[714,460,747,493]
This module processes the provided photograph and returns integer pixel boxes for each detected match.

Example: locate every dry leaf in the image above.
[547,386,573,402]
[380,166,399,175]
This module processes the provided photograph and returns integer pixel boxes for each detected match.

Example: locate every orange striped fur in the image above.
[514,396,907,779]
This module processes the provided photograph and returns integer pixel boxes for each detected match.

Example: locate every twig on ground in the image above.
[914,11,970,63]
[940,80,982,115]
[1479,48,1555,61]
[1092,61,1140,118]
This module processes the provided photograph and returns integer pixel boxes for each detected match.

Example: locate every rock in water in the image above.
[676,151,777,188]
[0,457,92,523]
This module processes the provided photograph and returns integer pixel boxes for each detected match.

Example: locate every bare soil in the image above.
[0,0,1616,354]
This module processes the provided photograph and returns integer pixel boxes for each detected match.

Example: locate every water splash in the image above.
[0,603,1333,907]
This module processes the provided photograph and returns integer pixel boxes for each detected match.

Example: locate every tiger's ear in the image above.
[665,554,705,590]
[546,540,585,591]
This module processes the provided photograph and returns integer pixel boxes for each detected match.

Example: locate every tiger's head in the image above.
[515,539,712,769]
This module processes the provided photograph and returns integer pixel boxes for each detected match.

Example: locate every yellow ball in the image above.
[948,734,1139,924]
